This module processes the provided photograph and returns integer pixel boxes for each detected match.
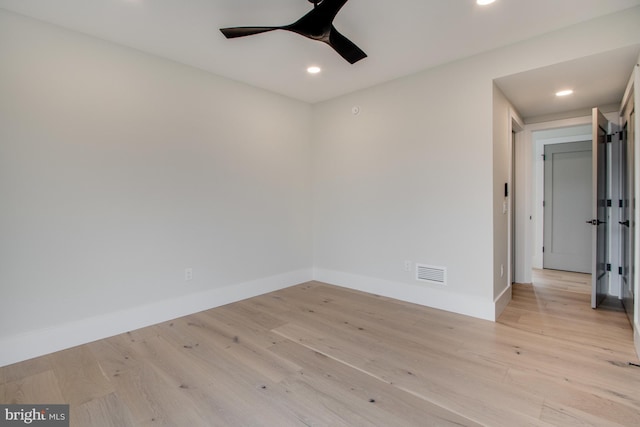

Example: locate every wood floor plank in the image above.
[271,321,549,426]
[162,314,302,385]
[269,337,482,426]
[139,320,313,426]
[504,365,640,424]
[49,345,114,407]
[72,392,136,427]
[540,401,627,427]
[0,369,65,404]
[108,356,218,426]
[0,355,53,386]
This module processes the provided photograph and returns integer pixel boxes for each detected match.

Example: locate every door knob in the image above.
[619,220,630,226]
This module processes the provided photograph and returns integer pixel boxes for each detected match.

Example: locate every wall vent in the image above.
[415,264,447,285]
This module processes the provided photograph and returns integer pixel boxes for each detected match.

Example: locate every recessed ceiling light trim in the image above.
[307,66,321,74]
[477,0,496,5]
[555,89,574,97]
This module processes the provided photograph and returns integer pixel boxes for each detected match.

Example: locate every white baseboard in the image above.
[494,284,512,320]
[313,268,496,321]
[0,269,312,368]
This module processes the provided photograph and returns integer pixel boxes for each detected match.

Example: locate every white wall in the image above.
[0,10,313,366]
[312,7,640,321]
[312,62,496,319]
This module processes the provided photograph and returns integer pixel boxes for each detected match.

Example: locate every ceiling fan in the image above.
[220,0,367,64]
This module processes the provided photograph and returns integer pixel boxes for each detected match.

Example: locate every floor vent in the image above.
[416,264,447,285]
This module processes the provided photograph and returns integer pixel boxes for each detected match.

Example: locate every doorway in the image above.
[531,123,592,275]
[526,112,624,308]
[542,141,592,273]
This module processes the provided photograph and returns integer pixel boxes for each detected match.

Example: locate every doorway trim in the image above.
[521,117,592,286]
[509,111,524,285]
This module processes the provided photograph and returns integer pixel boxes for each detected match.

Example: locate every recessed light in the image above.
[477,0,496,5]
[556,89,574,97]
[307,66,321,74]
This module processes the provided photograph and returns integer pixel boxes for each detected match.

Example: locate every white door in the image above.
[543,141,592,273]
[591,108,609,308]
[620,91,635,325]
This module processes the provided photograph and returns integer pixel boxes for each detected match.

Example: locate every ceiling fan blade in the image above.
[327,26,367,64]
[220,27,279,39]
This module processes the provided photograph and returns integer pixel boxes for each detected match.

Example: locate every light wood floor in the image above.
[1,270,639,426]
[530,268,592,294]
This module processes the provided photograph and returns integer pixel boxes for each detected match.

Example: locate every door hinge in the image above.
[607,199,612,207]
[620,200,624,208]
[619,266,623,275]
[607,134,613,143]
[543,201,545,207]
[542,246,545,253]
[606,263,612,272]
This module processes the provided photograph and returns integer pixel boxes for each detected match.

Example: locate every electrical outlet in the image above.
[404,260,412,272]
[185,268,193,281]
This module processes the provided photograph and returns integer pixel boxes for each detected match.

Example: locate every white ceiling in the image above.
[1,0,640,117]
[496,45,640,121]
